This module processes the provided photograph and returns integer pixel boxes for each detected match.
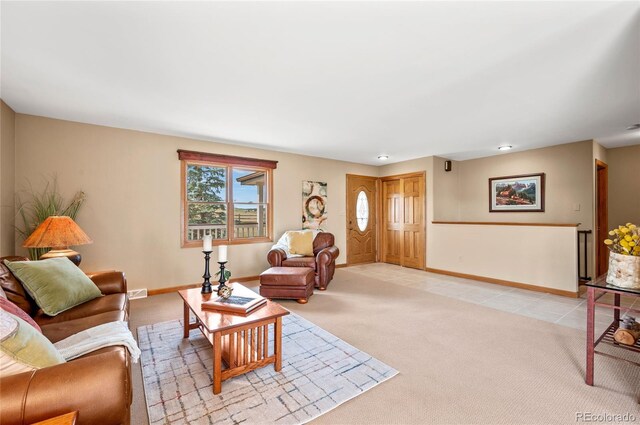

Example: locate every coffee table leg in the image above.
[183,302,190,339]
[213,331,222,394]
[274,317,282,372]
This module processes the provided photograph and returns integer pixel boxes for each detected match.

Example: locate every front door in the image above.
[346,175,377,264]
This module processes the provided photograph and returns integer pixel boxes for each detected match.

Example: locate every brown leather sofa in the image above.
[0,256,131,425]
[266,232,340,290]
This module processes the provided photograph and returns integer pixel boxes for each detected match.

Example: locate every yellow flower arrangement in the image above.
[604,223,640,256]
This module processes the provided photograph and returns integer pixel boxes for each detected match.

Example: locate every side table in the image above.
[585,274,640,387]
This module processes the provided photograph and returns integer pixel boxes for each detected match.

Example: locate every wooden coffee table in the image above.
[179,284,290,394]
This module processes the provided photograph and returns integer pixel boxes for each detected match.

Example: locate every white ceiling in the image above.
[1,1,639,164]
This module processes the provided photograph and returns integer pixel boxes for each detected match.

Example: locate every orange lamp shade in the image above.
[23,216,93,249]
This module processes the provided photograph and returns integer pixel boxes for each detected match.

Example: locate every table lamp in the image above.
[23,216,93,266]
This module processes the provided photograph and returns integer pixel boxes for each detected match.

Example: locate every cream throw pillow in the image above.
[287,231,314,256]
[0,310,65,376]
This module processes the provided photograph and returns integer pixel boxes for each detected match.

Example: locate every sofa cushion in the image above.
[287,231,314,256]
[40,310,127,343]
[0,256,37,316]
[4,258,102,317]
[34,293,128,326]
[1,311,65,376]
[282,256,316,268]
[0,297,42,333]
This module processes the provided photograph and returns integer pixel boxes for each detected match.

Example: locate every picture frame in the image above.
[489,173,545,212]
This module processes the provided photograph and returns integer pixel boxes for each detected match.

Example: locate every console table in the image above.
[585,275,640,386]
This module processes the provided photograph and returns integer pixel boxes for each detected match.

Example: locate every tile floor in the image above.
[346,263,640,335]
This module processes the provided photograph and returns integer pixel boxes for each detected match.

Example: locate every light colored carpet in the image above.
[130,266,640,424]
[138,314,397,424]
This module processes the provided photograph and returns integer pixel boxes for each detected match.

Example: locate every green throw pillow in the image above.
[1,311,65,375]
[4,258,102,316]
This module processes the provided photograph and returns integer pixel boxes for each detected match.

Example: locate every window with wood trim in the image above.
[178,150,277,247]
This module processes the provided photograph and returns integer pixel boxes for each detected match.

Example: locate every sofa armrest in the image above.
[85,271,127,295]
[267,248,287,267]
[0,350,131,425]
[316,246,339,267]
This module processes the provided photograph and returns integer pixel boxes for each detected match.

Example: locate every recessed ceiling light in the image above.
[377,155,389,160]
[626,124,640,131]
[498,145,513,151]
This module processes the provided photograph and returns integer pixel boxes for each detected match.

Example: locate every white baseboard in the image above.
[127,288,148,300]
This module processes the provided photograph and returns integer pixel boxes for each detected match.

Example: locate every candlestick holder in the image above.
[217,261,232,298]
[201,251,213,294]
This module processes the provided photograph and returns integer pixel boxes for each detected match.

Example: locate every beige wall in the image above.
[608,144,640,229]
[14,114,378,291]
[0,101,16,256]
[11,110,632,294]
[593,141,608,165]
[378,142,594,292]
[455,141,593,226]
[384,141,597,230]
[455,140,595,280]
[432,156,460,221]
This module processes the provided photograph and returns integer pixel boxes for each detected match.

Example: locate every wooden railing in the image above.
[188,224,266,240]
[188,225,226,240]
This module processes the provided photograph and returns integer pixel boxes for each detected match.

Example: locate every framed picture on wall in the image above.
[302,180,328,229]
[489,173,545,212]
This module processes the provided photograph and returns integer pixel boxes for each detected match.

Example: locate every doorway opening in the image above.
[595,160,608,277]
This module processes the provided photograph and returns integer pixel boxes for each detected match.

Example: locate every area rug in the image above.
[138,314,398,425]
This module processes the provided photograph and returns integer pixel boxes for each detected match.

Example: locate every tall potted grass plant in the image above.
[15,178,86,260]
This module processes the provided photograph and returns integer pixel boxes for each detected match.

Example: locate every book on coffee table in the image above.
[202,294,267,314]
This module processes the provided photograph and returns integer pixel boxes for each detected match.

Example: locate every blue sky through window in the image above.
[233,169,264,203]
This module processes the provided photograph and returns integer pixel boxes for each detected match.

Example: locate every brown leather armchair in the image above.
[267,232,340,290]
[0,256,131,425]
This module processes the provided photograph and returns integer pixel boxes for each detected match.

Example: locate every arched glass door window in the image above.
[356,191,369,231]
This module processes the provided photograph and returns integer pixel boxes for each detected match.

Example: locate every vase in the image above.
[606,252,640,289]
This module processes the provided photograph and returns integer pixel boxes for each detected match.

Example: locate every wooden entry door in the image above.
[346,175,377,264]
[382,173,425,269]
[382,179,403,265]
[596,160,609,276]
[401,175,425,269]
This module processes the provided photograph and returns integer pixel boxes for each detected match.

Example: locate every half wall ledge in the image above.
[428,222,580,294]
[432,221,581,227]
